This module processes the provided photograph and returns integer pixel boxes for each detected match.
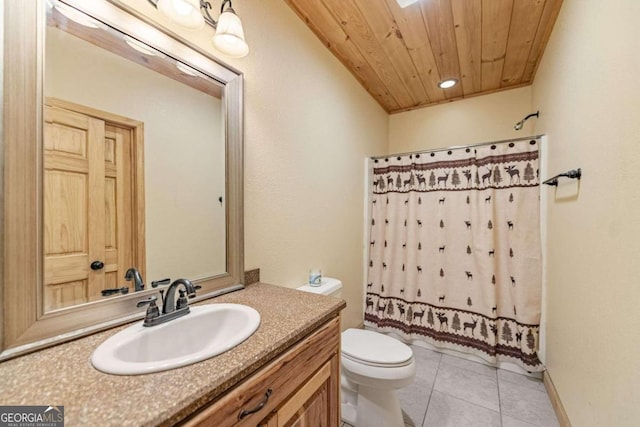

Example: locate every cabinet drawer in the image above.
[259,358,336,427]
[183,316,340,427]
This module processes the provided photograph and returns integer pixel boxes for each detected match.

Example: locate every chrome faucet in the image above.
[136,278,201,327]
[124,268,145,292]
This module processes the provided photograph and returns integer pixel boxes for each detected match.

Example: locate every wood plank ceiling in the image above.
[285,0,563,113]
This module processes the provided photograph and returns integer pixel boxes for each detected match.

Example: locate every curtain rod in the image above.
[370,134,545,161]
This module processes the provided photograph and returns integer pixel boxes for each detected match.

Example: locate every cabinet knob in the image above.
[238,388,272,420]
[90,260,104,270]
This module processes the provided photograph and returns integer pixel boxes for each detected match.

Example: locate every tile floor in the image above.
[342,345,559,427]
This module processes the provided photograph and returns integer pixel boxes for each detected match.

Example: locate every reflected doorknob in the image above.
[90,260,105,270]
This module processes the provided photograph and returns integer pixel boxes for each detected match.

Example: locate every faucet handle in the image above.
[136,296,160,325]
[177,285,202,308]
[189,285,202,299]
[151,278,170,288]
[176,285,202,308]
[136,295,157,307]
[176,289,189,310]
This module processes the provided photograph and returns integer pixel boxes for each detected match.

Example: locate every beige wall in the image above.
[117,0,389,329]
[241,3,389,330]
[388,87,534,153]
[40,0,640,423]
[14,1,640,421]
[45,26,225,283]
[531,0,640,425]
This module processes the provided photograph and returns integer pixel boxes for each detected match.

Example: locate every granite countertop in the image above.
[0,283,346,426]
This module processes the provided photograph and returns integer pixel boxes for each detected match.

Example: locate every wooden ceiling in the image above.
[285,0,563,113]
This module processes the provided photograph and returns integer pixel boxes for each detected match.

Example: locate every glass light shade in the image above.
[212,11,249,58]
[157,0,205,30]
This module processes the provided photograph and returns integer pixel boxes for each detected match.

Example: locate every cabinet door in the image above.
[182,317,341,427]
[260,356,337,427]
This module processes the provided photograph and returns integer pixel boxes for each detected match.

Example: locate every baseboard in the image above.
[543,370,572,427]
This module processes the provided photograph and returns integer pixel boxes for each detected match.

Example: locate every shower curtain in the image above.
[365,139,543,371]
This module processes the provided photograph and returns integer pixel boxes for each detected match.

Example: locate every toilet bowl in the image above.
[296,278,415,427]
[340,328,415,427]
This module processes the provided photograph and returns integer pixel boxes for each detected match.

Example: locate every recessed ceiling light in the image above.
[124,36,157,56]
[396,0,420,8]
[438,79,458,89]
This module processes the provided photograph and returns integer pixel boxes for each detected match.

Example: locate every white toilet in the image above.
[297,278,415,427]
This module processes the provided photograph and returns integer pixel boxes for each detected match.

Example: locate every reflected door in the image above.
[44,105,139,311]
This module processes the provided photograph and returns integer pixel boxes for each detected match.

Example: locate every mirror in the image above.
[44,4,226,311]
[2,0,244,359]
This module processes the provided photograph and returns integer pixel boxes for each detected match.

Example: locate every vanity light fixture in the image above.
[148,0,249,58]
[438,79,458,89]
[156,0,205,29]
[396,0,420,8]
[124,36,158,56]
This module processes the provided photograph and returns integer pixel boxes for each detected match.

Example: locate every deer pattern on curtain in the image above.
[365,139,543,371]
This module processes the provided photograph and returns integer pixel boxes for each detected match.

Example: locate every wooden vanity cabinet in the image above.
[182,316,341,427]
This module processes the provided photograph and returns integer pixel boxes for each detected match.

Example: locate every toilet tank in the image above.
[297,277,342,298]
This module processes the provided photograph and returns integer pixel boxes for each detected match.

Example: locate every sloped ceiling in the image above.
[285,0,563,113]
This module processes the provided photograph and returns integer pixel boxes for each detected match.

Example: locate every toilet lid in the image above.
[341,329,413,366]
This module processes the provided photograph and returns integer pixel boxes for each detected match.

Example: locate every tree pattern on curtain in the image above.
[365,139,543,371]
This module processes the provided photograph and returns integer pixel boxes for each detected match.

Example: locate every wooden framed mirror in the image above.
[2,0,244,359]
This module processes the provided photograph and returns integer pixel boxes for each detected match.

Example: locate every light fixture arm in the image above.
[147,0,232,29]
[199,0,217,28]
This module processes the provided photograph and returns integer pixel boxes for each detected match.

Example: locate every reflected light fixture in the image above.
[396,0,420,8]
[124,36,158,56]
[148,0,249,58]
[53,1,100,28]
[176,61,198,76]
[438,79,458,89]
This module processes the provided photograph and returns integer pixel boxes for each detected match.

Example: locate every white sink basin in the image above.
[91,303,260,375]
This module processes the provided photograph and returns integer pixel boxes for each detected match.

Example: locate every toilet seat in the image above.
[342,352,413,368]
[341,328,413,366]
[340,328,415,389]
